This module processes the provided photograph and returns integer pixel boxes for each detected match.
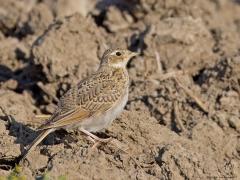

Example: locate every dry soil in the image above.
[0,0,240,179]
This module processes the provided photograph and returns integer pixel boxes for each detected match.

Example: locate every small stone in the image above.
[27,151,48,170]
[228,117,240,131]
[2,79,18,90]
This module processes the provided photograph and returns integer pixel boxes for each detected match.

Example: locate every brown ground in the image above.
[0,0,240,179]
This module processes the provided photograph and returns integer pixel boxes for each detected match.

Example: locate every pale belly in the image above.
[67,91,128,132]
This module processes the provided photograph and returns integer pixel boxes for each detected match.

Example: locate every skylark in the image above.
[20,48,138,161]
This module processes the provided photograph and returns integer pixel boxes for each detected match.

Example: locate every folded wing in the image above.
[38,70,124,130]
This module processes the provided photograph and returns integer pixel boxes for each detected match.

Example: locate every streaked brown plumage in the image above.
[20,48,138,162]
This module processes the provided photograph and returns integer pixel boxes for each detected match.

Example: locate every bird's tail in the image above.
[19,128,53,163]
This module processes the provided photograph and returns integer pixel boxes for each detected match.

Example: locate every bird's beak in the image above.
[129,51,139,58]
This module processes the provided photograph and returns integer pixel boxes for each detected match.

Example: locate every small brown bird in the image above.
[20,48,138,161]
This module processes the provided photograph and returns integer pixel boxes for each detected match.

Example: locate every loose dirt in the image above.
[0,0,240,179]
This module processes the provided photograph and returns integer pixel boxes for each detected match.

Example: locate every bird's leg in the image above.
[86,136,101,149]
[81,129,141,169]
[80,129,142,170]
[80,128,112,143]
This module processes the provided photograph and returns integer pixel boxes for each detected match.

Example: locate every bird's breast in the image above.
[77,88,129,132]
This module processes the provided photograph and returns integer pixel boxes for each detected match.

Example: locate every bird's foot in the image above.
[80,128,112,149]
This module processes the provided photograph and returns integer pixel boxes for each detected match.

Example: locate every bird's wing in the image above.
[38,69,126,130]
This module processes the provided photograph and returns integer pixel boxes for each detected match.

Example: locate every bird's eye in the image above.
[116,51,121,56]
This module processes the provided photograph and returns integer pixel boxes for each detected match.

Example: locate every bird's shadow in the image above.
[0,114,72,170]
[0,113,111,170]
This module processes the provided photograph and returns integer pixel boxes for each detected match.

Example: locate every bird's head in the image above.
[100,49,138,68]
